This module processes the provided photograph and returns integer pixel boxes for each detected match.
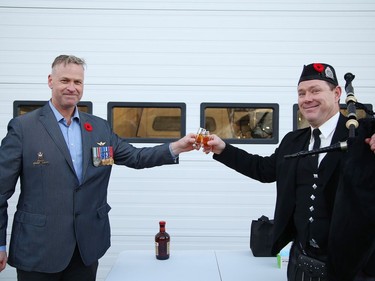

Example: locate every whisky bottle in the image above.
[155,221,170,260]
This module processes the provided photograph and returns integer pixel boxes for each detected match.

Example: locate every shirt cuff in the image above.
[168,144,179,163]
[0,245,6,252]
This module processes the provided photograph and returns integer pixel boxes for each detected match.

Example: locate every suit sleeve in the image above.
[0,118,23,246]
[110,131,177,168]
[213,143,277,183]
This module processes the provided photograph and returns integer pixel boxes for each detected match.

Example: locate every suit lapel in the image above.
[320,114,348,187]
[274,128,310,230]
[39,104,76,174]
[285,127,311,158]
[281,128,310,194]
[80,114,92,183]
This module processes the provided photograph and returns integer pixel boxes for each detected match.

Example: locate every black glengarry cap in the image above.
[298,63,338,86]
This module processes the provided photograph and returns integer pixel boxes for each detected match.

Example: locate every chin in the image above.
[62,102,78,109]
[304,116,318,127]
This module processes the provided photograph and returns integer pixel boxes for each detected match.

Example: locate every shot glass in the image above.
[202,130,212,151]
[194,127,206,149]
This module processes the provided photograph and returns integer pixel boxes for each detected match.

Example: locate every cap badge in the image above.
[325,67,334,80]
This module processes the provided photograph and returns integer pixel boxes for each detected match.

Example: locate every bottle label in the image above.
[155,242,170,256]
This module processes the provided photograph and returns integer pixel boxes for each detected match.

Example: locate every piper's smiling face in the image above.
[298,80,341,128]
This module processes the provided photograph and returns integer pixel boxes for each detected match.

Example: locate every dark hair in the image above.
[327,81,337,91]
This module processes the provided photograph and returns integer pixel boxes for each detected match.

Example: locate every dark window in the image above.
[107,102,186,143]
[13,100,92,117]
[201,103,279,144]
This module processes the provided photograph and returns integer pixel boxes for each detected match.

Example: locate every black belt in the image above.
[296,240,327,261]
[303,245,327,262]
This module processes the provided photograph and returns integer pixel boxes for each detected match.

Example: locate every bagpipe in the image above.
[327,74,375,281]
[286,73,375,280]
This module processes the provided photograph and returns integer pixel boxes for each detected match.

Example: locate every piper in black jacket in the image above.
[203,63,375,281]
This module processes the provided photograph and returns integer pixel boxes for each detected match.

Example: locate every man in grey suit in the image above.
[0,55,196,280]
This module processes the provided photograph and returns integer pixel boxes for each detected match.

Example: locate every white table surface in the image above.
[105,250,221,281]
[215,250,286,281]
[105,250,287,281]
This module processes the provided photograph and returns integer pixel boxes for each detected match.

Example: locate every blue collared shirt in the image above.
[49,101,83,183]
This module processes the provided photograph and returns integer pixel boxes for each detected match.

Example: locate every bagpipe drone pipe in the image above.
[328,74,375,281]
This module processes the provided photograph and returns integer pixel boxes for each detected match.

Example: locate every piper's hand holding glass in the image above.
[202,130,211,151]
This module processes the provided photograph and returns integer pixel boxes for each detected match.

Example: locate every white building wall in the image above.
[0,1,375,280]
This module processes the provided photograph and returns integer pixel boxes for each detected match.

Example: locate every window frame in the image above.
[13,100,93,118]
[200,103,279,144]
[107,102,186,143]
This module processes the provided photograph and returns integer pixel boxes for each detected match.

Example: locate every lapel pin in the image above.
[33,152,49,166]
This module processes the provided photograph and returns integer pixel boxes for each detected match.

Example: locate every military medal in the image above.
[92,142,114,167]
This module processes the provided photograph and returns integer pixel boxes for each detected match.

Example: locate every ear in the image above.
[334,86,342,102]
[47,74,53,89]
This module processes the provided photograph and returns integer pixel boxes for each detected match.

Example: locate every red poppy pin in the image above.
[313,63,325,73]
[84,122,93,132]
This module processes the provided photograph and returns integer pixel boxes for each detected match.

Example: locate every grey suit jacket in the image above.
[0,103,177,272]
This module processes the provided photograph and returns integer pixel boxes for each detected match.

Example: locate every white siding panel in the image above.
[0,0,373,11]
[1,1,375,281]
[1,8,375,86]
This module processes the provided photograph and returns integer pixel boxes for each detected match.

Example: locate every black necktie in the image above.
[312,128,321,150]
[311,128,321,167]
